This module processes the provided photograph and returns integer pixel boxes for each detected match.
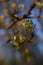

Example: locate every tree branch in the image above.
[5,2,36,29]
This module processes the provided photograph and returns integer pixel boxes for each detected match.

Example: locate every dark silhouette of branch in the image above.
[5,2,36,29]
[5,0,43,29]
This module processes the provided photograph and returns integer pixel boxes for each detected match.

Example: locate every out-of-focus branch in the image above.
[5,0,43,29]
[5,19,17,29]
[5,2,36,29]
[19,2,36,20]
[24,16,43,18]
[5,15,43,29]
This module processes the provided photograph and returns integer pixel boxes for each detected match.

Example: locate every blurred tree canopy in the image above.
[0,0,43,65]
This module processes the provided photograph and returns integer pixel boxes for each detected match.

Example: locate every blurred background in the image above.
[0,0,43,65]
